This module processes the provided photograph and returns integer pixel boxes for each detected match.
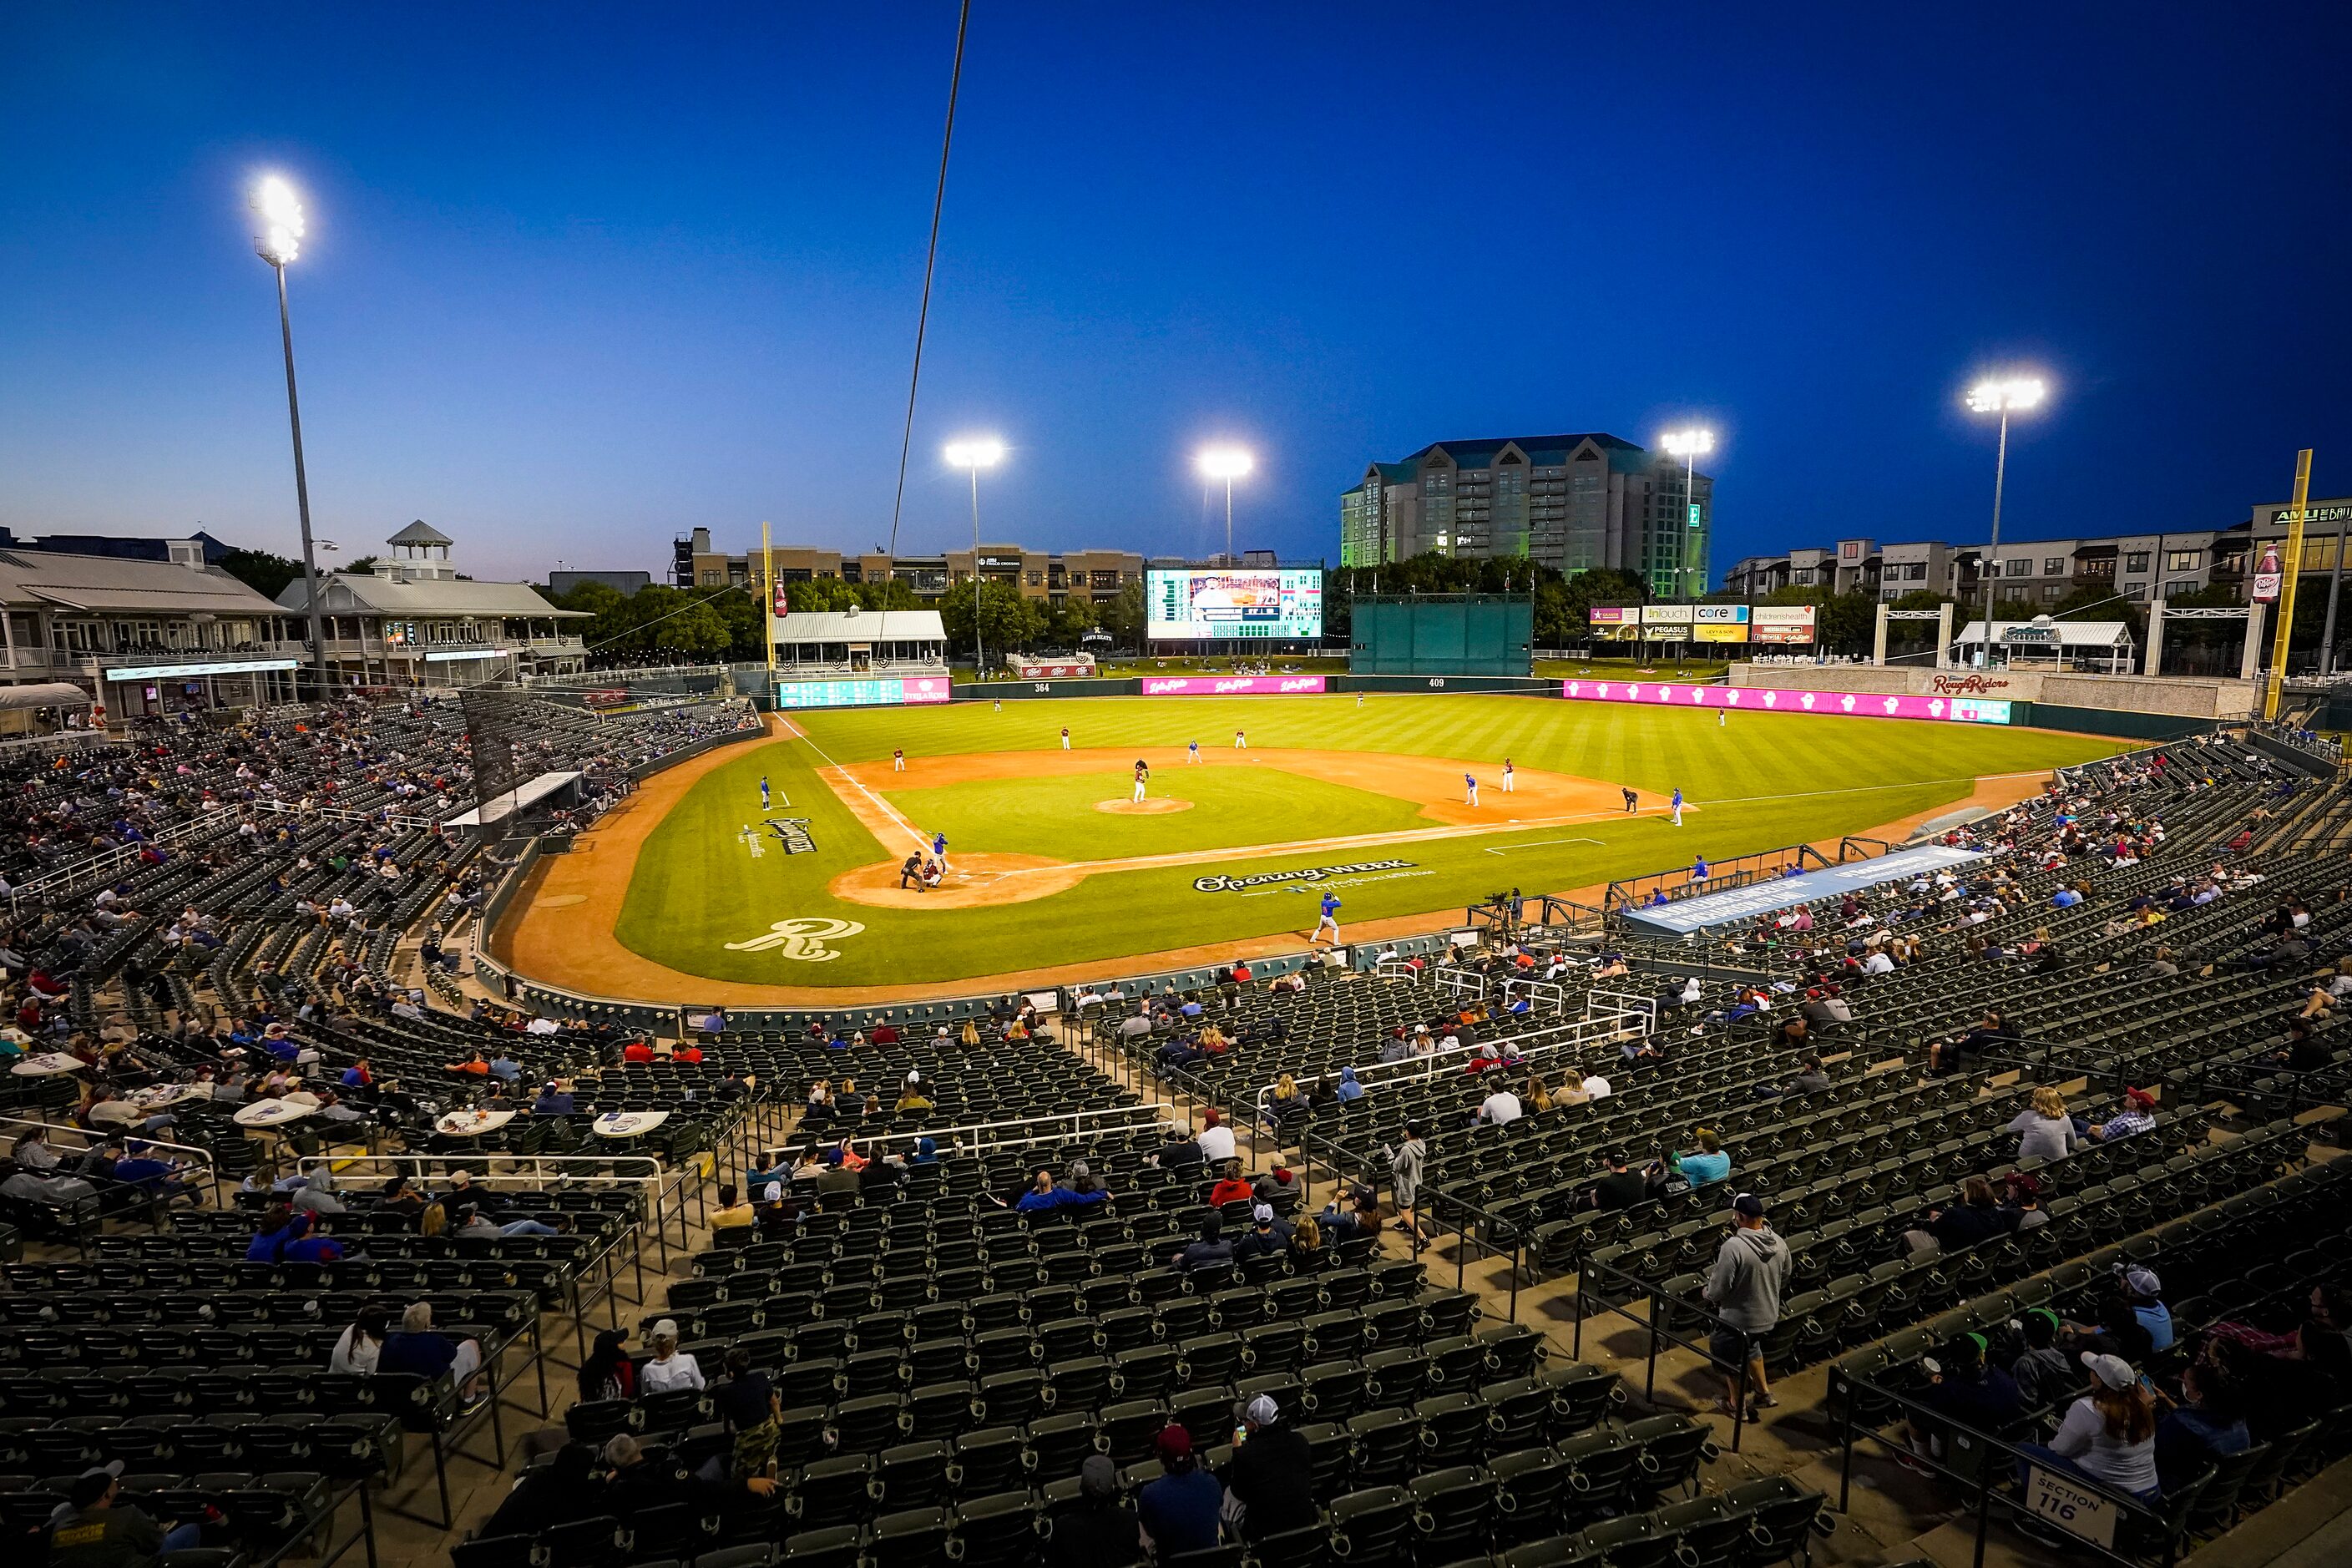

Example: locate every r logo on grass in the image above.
[725,917,866,962]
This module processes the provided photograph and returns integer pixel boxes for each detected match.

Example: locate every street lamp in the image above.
[1196,448,1253,565]
[1659,428,1714,600]
[945,438,1004,677]
[1964,376,2049,670]
[251,175,331,701]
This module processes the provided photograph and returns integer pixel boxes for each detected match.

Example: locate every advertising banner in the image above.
[1140,675,1328,696]
[2251,544,2284,604]
[1586,606,1637,625]
[1641,604,1693,639]
[1005,653,1097,679]
[1558,677,2010,725]
[774,676,953,710]
[1750,605,1818,645]
[1693,624,1751,644]
[1146,569,1323,640]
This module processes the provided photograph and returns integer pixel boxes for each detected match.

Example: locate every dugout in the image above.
[1348,593,1532,676]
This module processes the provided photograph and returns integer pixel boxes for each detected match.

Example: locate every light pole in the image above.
[1660,428,1714,601]
[945,438,1004,677]
[1964,376,2048,670]
[252,175,331,702]
[1197,448,1254,564]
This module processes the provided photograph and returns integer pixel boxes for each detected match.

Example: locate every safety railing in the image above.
[260,797,441,832]
[821,1102,1166,1160]
[1571,1250,1765,1454]
[0,1110,225,1216]
[1603,842,1838,916]
[1834,1369,2195,1568]
[8,806,241,910]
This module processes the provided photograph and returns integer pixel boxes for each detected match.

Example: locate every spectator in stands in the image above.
[532,1081,575,1115]
[1172,1216,1232,1272]
[1063,1161,1110,1209]
[1581,1151,1653,1213]
[11,1125,60,1171]
[2122,1267,2175,1353]
[894,1073,933,1114]
[281,1212,347,1265]
[1234,1204,1289,1264]
[1907,1175,2017,1257]
[1334,1066,1364,1103]
[1383,1120,1429,1240]
[2085,1085,2159,1142]
[330,1307,389,1374]
[2010,1087,2080,1162]
[1049,1455,1141,1568]
[1667,1127,1730,1189]
[833,1078,866,1119]
[2268,1019,2334,1071]
[1287,1212,1324,1267]
[2011,1309,2073,1409]
[1015,1171,1066,1213]
[1930,1009,2011,1076]
[2002,1174,2048,1231]
[1205,1164,1257,1207]
[621,1039,655,1063]
[1138,1426,1222,1557]
[709,1183,756,1238]
[1262,1074,1302,1133]
[2155,1361,2249,1495]
[483,1441,606,1539]
[640,1319,706,1393]
[1226,1392,1316,1540]
[1581,1065,1613,1100]
[1768,1056,1831,1099]
[46,1463,205,1566]
[2018,1353,2160,1501]
[380,1300,487,1404]
[1900,1332,2022,1473]
[1196,1108,1236,1166]
[601,1433,691,1517]
[244,1204,300,1262]
[578,1329,636,1403]
[1703,1193,1788,1421]
[1476,1079,1524,1126]
[378,1175,425,1220]
[291,1162,346,1216]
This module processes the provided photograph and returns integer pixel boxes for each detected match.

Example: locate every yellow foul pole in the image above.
[761,520,777,680]
[2263,450,2314,721]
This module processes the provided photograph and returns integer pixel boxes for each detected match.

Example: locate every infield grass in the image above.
[612,693,2124,986]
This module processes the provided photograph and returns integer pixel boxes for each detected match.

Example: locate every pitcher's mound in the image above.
[1096,798,1194,815]
[830,852,1082,909]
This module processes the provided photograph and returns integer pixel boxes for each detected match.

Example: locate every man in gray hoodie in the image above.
[1703,1192,1790,1421]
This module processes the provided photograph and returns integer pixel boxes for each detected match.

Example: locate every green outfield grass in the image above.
[610,693,2125,987]
[878,766,1428,861]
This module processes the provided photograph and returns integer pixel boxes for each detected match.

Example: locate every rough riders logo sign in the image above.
[1929,674,2011,695]
[724,917,865,961]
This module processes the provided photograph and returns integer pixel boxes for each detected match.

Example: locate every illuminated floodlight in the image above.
[252,175,305,266]
[943,438,1004,469]
[1659,427,1714,458]
[1965,377,2047,414]
[1196,447,1253,481]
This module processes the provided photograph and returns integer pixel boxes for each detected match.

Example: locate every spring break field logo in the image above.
[1193,858,1416,893]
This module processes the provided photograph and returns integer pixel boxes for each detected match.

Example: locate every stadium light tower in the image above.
[1659,428,1714,600]
[1196,447,1254,565]
[1964,376,2049,670]
[945,438,1004,676]
[251,175,331,702]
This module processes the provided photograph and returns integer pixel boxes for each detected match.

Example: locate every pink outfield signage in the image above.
[901,677,953,704]
[1141,675,1328,696]
[1558,679,2012,726]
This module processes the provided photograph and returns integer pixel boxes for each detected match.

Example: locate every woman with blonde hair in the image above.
[1263,1073,1302,1134]
[2009,1086,2078,1162]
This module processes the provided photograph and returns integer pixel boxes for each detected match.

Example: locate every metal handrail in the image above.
[817,1101,1166,1157]
[0,1110,223,1206]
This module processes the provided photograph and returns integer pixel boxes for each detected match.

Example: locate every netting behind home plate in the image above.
[460,686,531,821]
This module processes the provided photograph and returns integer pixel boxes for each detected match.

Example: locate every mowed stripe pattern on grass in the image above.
[606,695,2122,986]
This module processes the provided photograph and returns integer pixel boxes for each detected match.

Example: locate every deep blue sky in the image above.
[3,3,2347,584]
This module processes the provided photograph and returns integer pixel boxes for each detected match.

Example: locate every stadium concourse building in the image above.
[0,534,306,722]
[276,520,589,690]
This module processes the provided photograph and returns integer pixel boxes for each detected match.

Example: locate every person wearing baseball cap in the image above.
[1045,1454,1141,1568]
[1702,1193,1788,1422]
[640,1318,706,1394]
[1225,1393,1316,1540]
[2087,1085,2159,1144]
[1898,1333,2022,1474]
[47,1461,206,1567]
[2014,1352,2160,1500]
[1136,1425,1222,1558]
[2120,1266,2174,1353]
[1233,1203,1290,1264]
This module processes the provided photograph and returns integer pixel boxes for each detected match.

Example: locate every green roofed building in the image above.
[1339,432,1713,597]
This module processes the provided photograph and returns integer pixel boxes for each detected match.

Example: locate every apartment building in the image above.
[1727,525,2249,605]
[1340,432,1713,598]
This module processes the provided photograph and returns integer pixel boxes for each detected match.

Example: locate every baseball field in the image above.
[496,692,2125,999]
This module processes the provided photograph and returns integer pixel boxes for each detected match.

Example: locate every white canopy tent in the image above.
[1952,619,2137,673]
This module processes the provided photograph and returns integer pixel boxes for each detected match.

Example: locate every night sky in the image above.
[3,3,2346,583]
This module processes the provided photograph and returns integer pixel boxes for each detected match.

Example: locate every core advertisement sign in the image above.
[1692,604,1750,645]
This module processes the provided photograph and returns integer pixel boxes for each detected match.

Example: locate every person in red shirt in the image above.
[622,1040,655,1063]
[872,1019,901,1044]
[1231,962,1252,985]
[1207,1171,1256,1206]
[673,1043,703,1063]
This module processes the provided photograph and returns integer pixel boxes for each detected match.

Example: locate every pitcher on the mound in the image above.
[1313,891,1341,944]
[1132,759,1150,802]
